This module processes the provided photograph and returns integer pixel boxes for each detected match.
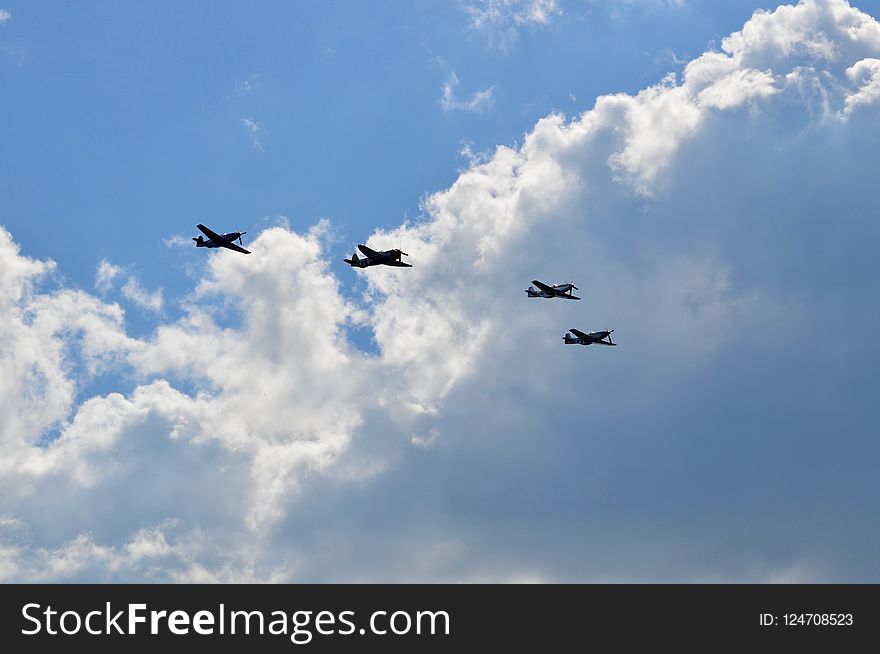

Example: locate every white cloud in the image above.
[121,277,164,312]
[0,229,137,483]
[464,0,561,51]
[466,0,559,29]
[440,72,495,113]
[0,521,288,582]
[2,0,880,582]
[0,10,10,25]
[94,259,122,292]
[95,259,163,311]
[411,427,440,448]
[241,118,264,151]
[162,233,193,248]
[843,56,880,112]
[614,0,686,7]
[128,222,366,529]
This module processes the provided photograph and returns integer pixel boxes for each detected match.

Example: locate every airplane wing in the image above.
[197,224,224,242]
[358,244,380,257]
[384,261,412,267]
[531,280,558,295]
[218,240,251,254]
[569,328,591,340]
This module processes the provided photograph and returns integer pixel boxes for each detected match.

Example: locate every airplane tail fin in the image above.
[344,252,360,266]
[193,236,204,247]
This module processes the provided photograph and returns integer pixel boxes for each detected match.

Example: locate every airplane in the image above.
[344,244,411,268]
[526,279,581,300]
[193,224,251,254]
[564,328,616,346]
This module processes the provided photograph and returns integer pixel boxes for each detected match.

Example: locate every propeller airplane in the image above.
[193,224,250,254]
[526,279,580,300]
[344,244,411,268]
[564,328,616,346]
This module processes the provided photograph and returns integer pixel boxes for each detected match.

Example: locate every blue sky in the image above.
[1,0,880,582]
[2,0,770,298]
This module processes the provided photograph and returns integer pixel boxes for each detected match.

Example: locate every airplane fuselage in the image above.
[352,254,396,267]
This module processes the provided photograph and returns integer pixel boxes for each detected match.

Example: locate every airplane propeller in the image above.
[235,224,246,247]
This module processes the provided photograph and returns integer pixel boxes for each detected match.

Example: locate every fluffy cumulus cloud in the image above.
[2,0,880,582]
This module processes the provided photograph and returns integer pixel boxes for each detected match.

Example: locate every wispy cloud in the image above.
[241,118,265,152]
[465,0,558,30]
[0,9,11,25]
[440,72,495,113]
[619,0,686,7]
[464,0,560,51]
[95,258,163,312]
[162,234,193,248]
[410,427,440,448]
[94,259,122,293]
[121,277,164,313]
[235,74,260,95]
